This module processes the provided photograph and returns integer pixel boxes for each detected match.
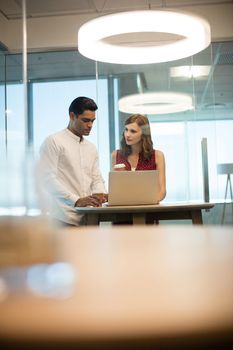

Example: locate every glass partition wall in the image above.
[1,23,233,220]
[0,47,5,156]
[101,42,233,206]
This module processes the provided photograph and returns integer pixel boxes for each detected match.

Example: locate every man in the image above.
[38,96,107,226]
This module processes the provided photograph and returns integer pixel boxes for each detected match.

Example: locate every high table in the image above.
[0,224,233,349]
[76,201,215,225]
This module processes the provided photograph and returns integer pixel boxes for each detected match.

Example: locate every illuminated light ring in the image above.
[118,92,194,114]
[78,10,211,64]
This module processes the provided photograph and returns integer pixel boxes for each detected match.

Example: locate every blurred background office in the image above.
[0,0,233,223]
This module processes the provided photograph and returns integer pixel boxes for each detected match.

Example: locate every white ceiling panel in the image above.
[0,0,231,19]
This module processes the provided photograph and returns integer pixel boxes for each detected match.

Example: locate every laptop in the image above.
[107,170,159,206]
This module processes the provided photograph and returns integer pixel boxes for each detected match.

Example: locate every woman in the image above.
[112,114,166,202]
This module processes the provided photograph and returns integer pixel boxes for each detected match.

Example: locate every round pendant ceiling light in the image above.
[118,92,194,114]
[78,10,211,65]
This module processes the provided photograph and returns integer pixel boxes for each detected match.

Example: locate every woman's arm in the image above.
[155,150,166,201]
[111,150,117,170]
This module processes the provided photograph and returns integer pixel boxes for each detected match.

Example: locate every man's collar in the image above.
[66,128,84,142]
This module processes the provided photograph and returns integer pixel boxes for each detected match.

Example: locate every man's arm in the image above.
[38,137,78,207]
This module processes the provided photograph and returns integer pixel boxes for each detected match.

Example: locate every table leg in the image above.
[191,210,203,224]
[132,214,146,225]
[85,214,99,225]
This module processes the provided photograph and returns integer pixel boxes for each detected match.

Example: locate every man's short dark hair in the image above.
[69,96,98,116]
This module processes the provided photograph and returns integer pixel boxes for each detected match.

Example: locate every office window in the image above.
[152,119,233,202]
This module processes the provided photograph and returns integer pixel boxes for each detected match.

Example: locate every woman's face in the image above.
[124,122,142,146]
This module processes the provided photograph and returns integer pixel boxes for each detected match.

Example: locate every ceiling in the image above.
[0,0,231,19]
[0,0,233,121]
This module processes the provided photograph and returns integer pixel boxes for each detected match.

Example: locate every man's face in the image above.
[70,110,96,137]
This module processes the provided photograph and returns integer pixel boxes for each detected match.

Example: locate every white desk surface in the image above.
[76,201,215,213]
[75,201,215,225]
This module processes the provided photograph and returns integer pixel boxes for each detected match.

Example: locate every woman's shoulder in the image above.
[155,149,165,163]
[154,149,165,160]
[112,149,122,160]
[155,149,164,156]
[111,149,120,157]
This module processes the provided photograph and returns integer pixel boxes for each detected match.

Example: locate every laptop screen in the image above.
[108,170,159,206]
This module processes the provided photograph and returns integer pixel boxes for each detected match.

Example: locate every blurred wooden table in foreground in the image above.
[0,224,233,349]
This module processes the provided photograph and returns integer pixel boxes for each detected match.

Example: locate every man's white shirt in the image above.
[38,128,106,225]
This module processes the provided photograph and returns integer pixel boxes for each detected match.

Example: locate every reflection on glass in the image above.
[0,150,42,216]
[170,65,211,78]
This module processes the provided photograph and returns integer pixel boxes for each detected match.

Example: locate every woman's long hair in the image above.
[120,114,154,160]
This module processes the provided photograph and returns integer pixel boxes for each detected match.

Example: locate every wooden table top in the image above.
[0,223,232,348]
